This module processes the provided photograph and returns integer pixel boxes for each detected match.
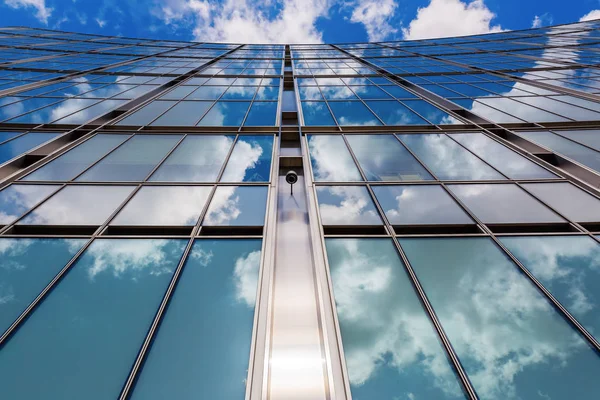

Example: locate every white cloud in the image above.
[155,0,332,43]
[580,9,600,22]
[95,18,106,27]
[233,250,261,307]
[4,0,53,24]
[349,0,398,41]
[531,13,552,28]
[402,0,502,40]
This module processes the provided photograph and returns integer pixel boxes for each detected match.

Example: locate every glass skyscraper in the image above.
[0,19,599,400]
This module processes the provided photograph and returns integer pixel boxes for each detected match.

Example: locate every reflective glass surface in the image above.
[316,186,382,225]
[131,239,262,399]
[150,101,212,126]
[78,135,181,182]
[373,185,473,225]
[0,239,186,400]
[365,100,428,125]
[522,182,600,223]
[197,102,250,126]
[203,186,268,226]
[449,184,565,224]
[451,133,556,179]
[0,238,86,334]
[346,135,433,181]
[23,134,130,181]
[401,237,600,399]
[301,102,336,126]
[0,132,61,165]
[150,135,234,182]
[18,185,135,225]
[328,101,381,126]
[112,186,212,226]
[221,135,273,182]
[501,235,600,341]
[399,134,504,180]
[326,238,466,400]
[0,184,60,224]
[117,101,175,126]
[307,135,362,182]
[244,102,278,126]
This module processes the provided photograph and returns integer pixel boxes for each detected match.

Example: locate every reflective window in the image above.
[0,184,60,225]
[316,186,382,225]
[501,235,600,341]
[203,186,268,226]
[0,132,61,165]
[301,102,336,126]
[197,102,250,126]
[449,184,564,224]
[373,185,473,225]
[244,102,278,126]
[221,135,273,182]
[112,186,212,226]
[346,135,433,181]
[23,134,130,181]
[0,239,186,399]
[328,101,381,126]
[18,185,135,225]
[150,101,212,126]
[557,130,600,151]
[0,238,86,334]
[326,238,466,400]
[307,135,362,182]
[399,134,504,180]
[451,133,555,179]
[131,239,262,399]
[117,101,175,126]
[365,100,428,125]
[150,135,234,182]
[401,237,600,399]
[522,182,600,223]
[78,135,181,182]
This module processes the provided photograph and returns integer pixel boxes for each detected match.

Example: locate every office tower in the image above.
[0,19,600,399]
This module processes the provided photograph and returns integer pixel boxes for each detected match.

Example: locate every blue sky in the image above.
[1,0,600,43]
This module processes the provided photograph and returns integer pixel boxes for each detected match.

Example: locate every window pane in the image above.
[400,237,600,399]
[197,102,250,126]
[399,134,505,180]
[451,133,555,179]
[501,235,600,342]
[373,185,473,225]
[112,186,212,226]
[522,182,600,223]
[328,101,381,126]
[130,239,262,399]
[203,186,267,226]
[244,102,277,126]
[365,100,429,125]
[78,135,181,182]
[557,130,600,151]
[448,184,564,224]
[221,135,273,182]
[0,239,186,399]
[0,238,86,335]
[302,101,336,126]
[23,134,130,181]
[307,135,362,182]
[346,135,433,181]
[150,101,212,126]
[325,238,466,400]
[0,184,61,225]
[18,185,135,225]
[316,186,382,225]
[403,100,463,124]
[0,132,61,164]
[116,101,175,126]
[150,135,234,182]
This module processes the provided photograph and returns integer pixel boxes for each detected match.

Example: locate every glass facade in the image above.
[0,21,599,400]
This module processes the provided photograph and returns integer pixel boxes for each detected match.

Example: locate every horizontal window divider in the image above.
[322,225,387,235]
[486,222,577,234]
[198,225,265,236]
[392,224,482,235]
[6,224,100,235]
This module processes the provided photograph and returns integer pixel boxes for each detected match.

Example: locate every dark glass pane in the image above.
[221,135,273,182]
[78,135,182,182]
[307,135,362,182]
[130,239,262,399]
[326,238,466,400]
[346,135,433,181]
[0,239,186,399]
[399,134,504,180]
[0,184,61,224]
[316,186,382,225]
[373,185,473,225]
[401,237,600,399]
[448,184,564,224]
[501,235,600,341]
[0,238,86,334]
[203,186,267,226]
[18,185,135,225]
[112,186,212,226]
[23,134,130,181]
[150,135,234,182]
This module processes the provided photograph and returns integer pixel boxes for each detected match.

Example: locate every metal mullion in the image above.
[439,181,600,352]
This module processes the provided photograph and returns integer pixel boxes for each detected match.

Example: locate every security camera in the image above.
[285,170,298,194]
